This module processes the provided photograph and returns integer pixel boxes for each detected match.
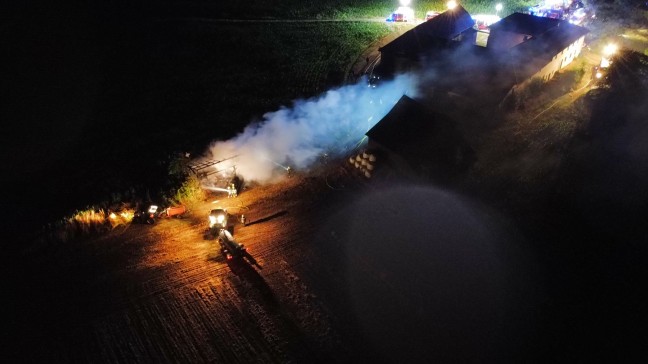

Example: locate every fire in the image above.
[108,208,135,228]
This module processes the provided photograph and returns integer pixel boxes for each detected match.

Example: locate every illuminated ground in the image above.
[6,160,544,363]
[7,172,346,362]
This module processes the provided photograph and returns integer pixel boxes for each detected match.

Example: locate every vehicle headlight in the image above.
[217,215,225,224]
[209,215,217,227]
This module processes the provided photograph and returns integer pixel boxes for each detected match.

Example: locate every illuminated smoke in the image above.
[204,74,417,183]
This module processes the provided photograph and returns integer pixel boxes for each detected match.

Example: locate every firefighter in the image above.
[229,183,237,198]
[226,184,233,198]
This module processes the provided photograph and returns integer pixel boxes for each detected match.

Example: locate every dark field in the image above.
[2,1,392,235]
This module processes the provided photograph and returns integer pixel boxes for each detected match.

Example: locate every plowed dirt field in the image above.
[7,161,538,363]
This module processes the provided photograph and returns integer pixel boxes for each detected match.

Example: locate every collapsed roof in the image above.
[366,95,472,175]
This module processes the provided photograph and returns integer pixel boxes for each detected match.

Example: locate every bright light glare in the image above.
[600,57,610,68]
[395,6,414,20]
[495,3,503,11]
[603,43,618,56]
[447,0,457,9]
[399,0,411,6]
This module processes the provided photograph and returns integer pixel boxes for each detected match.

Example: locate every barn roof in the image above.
[495,13,589,75]
[379,5,475,57]
[512,21,588,59]
[489,12,559,36]
[419,5,476,39]
[366,95,464,164]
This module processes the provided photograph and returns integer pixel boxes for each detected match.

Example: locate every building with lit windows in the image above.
[374,9,588,106]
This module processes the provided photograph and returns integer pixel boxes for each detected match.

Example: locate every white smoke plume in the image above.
[203,74,417,183]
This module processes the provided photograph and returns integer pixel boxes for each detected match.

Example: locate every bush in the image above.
[168,175,207,209]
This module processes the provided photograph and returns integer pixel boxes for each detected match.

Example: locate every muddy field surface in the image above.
[6,161,547,363]
[6,166,387,363]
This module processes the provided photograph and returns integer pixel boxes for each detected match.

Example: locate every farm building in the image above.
[376,5,476,76]
[375,10,588,106]
[489,12,589,94]
[361,95,473,181]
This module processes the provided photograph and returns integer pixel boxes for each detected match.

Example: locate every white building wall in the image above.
[519,35,586,89]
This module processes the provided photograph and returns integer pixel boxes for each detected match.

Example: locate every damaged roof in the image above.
[497,13,589,75]
[490,13,589,57]
[366,95,466,166]
[489,12,560,36]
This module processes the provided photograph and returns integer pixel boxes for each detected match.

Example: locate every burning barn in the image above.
[361,95,473,181]
[187,156,243,195]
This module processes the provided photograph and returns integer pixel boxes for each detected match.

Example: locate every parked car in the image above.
[425,11,440,21]
[133,204,159,225]
[387,12,407,22]
[386,6,414,22]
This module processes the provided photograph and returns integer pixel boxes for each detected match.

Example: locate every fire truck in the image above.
[217,229,248,261]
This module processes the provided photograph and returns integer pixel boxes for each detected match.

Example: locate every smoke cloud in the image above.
[203,74,417,183]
